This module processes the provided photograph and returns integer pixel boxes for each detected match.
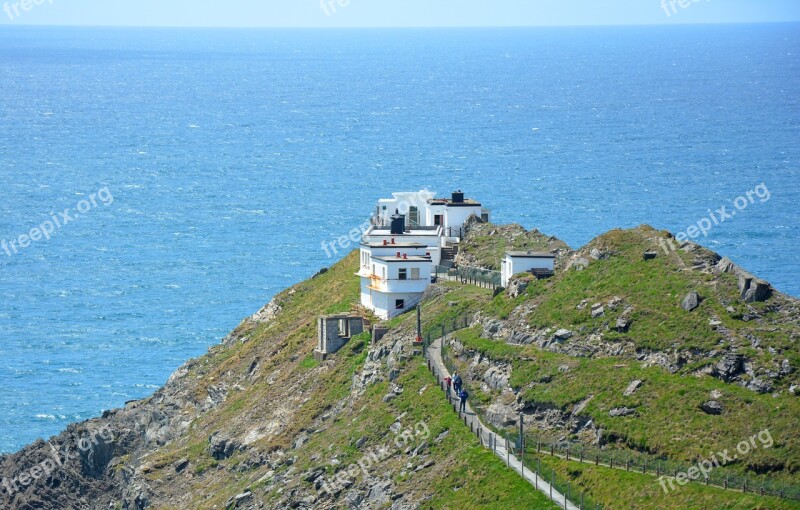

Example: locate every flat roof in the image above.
[428,198,482,207]
[361,242,429,248]
[372,256,432,262]
[367,227,441,235]
[506,251,555,258]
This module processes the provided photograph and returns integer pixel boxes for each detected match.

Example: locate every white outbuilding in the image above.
[501,251,556,287]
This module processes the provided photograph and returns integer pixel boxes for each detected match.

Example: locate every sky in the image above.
[1,0,799,27]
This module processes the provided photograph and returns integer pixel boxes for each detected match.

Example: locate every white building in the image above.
[358,189,490,319]
[357,242,433,320]
[371,190,490,244]
[500,251,556,287]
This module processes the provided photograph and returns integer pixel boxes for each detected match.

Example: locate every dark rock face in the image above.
[739,274,772,303]
[643,251,658,261]
[209,433,242,461]
[712,352,746,382]
[700,400,723,415]
[681,291,701,312]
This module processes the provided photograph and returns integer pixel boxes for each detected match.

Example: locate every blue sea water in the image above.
[0,24,798,453]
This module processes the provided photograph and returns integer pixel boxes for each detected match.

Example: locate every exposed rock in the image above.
[483,320,503,338]
[226,491,253,508]
[173,458,189,473]
[209,432,241,460]
[781,360,793,376]
[572,258,590,271]
[250,298,282,324]
[681,291,701,312]
[714,256,739,274]
[506,278,529,299]
[746,378,773,394]
[712,352,745,382]
[739,274,772,303]
[710,389,723,400]
[700,400,723,415]
[616,316,631,333]
[623,380,643,397]
[608,407,637,417]
[643,251,658,260]
[483,365,510,391]
[591,304,605,318]
[553,329,574,342]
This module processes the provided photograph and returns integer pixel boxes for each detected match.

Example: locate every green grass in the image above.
[534,455,800,510]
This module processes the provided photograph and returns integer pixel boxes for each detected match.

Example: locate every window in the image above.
[399,268,407,280]
[338,319,349,338]
[410,268,420,280]
[409,206,420,225]
[395,299,405,310]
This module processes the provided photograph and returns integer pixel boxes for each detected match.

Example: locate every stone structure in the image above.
[313,314,364,361]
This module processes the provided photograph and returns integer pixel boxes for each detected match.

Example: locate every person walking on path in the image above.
[459,389,469,413]
[444,375,452,400]
[453,373,462,394]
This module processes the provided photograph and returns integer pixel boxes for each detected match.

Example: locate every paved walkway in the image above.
[426,338,580,510]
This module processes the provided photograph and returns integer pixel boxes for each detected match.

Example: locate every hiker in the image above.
[459,389,469,413]
[453,373,463,394]
[444,375,452,399]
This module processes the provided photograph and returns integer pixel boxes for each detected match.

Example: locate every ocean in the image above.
[0,24,798,453]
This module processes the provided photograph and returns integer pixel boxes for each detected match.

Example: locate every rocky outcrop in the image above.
[681,291,701,312]
[700,400,723,415]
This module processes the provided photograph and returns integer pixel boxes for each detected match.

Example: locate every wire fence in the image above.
[433,265,501,290]
[423,313,800,504]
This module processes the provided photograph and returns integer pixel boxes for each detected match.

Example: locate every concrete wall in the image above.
[314,315,364,360]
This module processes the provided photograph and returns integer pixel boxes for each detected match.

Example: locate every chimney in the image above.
[391,238,396,244]
[403,254,407,260]
[452,190,465,204]
[383,240,388,246]
[390,214,405,235]
[396,252,401,258]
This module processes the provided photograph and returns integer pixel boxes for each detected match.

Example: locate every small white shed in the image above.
[501,251,556,287]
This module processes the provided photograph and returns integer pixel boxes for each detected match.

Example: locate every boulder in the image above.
[623,380,643,397]
[608,407,637,417]
[700,400,723,415]
[591,304,605,318]
[553,329,574,342]
[681,291,701,312]
[739,274,772,303]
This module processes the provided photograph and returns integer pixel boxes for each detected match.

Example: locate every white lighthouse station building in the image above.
[357,190,488,319]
